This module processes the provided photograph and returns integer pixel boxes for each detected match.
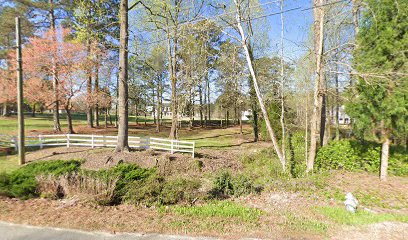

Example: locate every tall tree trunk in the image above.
[204,75,208,128]
[335,65,340,140]
[108,109,112,125]
[86,41,94,128]
[115,0,129,152]
[305,92,309,165]
[380,121,389,181]
[320,76,327,145]
[234,0,285,168]
[168,26,178,139]
[239,113,243,135]
[307,0,326,172]
[105,108,108,128]
[248,52,259,142]
[31,104,36,117]
[156,80,161,132]
[207,75,211,121]
[280,0,286,162]
[115,74,119,128]
[199,84,203,127]
[226,110,229,128]
[49,0,61,132]
[94,66,99,127]
[2,103,8,116]
[65,107,74,134]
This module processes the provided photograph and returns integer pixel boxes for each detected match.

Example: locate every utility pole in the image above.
[16,17,25,165]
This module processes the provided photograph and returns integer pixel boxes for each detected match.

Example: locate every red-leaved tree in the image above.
[25,28,87,133]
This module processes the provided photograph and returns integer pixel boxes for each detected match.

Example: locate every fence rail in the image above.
[19,134,195,158]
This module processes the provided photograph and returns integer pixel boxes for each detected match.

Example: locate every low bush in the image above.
[316,140,408,176]
[108,163,156,202]
[161,177,201,205]
[58,171,119,205]
[0,160,81,199]
[210,171,258,198]
[124,174,201,206]
[241,149,290,185]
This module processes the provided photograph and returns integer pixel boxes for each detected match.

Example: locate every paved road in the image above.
[0,222,217,240]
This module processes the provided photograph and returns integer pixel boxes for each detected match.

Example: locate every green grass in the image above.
[172,201,263,222]
[0,113,154,135]
[317,206,408,225]
[284,212,328,233]
[0,155,20,173]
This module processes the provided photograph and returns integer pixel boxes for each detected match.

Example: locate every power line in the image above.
[129,0,348,49]
[132,0,281,35]
[12,0,349,60]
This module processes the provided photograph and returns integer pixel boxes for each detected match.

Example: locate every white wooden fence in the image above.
[20,134,195,158]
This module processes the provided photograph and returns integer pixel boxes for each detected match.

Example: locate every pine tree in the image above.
[346,0,408,181]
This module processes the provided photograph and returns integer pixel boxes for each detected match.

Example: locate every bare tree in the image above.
[233,0,285,169]
[307,0,326,172]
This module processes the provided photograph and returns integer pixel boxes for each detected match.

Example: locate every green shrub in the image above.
[124,174,201,206]
[315,140,360,171]
[0,160,81,199]
[241,149,289,185]
[231,175,255,197]
[211,171,234,196]
[107,163,156,202]
[316,140,408,176]
[161,178,201,205]
[210,171,257,198]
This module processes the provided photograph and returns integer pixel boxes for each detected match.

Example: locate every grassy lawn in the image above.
[0,154,19,173]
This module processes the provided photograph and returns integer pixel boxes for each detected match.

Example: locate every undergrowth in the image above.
[172,201,263,223]
[317,206,408,225]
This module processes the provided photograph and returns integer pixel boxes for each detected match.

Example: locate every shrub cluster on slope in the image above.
[316,140,408,176]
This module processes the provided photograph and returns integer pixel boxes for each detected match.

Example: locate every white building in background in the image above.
[241,109,252,121]
[332,105,351,125]
[146,104,172,118]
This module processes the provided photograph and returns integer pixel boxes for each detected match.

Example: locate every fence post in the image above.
[192,142,195,158]
[91,134,95,148]
[12,137,18,151]
[66,134,70,148]
[146,137,150,149]
[39,135,43,149]
[171,139,174,154]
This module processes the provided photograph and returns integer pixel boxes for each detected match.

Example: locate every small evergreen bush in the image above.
[0,160,81,199]
[210,171,257,198]
[124,174,201,206]
[316,140,408,176]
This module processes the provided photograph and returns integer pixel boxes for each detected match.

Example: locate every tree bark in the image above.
[307,0,326,172]
[94,66,99,127]
[86,41,94,128]
[156,79,161,132]
[105,108,108,128]
[234,0,285,168]
[248,50,259,142]
[335,65,340,140]
[168,25,178,139]
[380,122,390,181]
[31,104,36,117]
[2,103,7,116]
[199,84,203,127]
[49,0,61,132]
[320,76,327,146]
[65,105,75,134]
[115,0,129,152]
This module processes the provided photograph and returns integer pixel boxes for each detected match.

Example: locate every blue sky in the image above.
[262,0,313,61]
